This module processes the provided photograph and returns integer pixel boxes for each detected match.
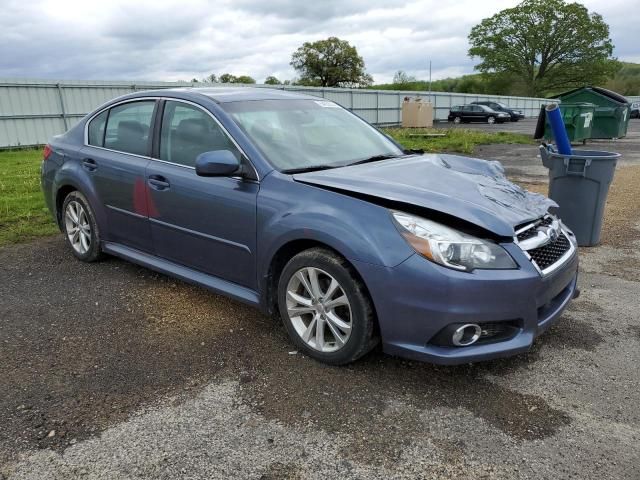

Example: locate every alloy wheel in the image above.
[487,116,496,124]
[64,200,91,255]
[285,267,352,353]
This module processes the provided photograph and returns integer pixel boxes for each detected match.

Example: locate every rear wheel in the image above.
[277,248,377,365]
[453,116,462,124]
[487,116,496,124]
[62,191,103,262]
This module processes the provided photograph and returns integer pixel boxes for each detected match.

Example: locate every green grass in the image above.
[0,149,58,247]
[383,127,533,154]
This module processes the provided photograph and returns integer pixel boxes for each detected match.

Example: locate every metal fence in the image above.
[0,78,558,148]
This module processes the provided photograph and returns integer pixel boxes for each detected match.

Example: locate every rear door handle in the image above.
[82,158,97,172]
[148,175,170,190]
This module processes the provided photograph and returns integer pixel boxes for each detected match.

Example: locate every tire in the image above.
[277,248,377,365]
[61,191,103,262]
[453,116,462,124]
[487,116,496,124]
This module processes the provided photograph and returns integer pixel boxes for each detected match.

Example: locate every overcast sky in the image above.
[1,0,637,83]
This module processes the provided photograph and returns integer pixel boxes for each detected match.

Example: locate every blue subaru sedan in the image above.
[41,88,579,365]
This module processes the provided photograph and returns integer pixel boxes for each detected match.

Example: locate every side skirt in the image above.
[102,241,261,307]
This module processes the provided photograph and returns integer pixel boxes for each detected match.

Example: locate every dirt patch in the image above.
[538,317,604,352]
[599,165,640,248]
[136,281,572,462]
[566,299,605,317]
[0,238,253,464]
[628,325,640,342]
[259,462,304,480]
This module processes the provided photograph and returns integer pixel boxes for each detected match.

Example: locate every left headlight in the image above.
[391,211,517,272]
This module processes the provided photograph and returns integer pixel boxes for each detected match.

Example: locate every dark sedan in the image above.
[471,101,525,121]
[448,104,511,124]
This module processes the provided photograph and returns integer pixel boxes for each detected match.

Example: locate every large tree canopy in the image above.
[290,37,373,88]
[468,0,617,96]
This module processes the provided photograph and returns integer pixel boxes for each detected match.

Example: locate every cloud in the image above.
[0,0,637,83]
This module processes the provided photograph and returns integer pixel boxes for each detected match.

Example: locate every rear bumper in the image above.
[354,245,579,365]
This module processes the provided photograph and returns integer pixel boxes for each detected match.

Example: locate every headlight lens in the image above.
[391,211,517,271]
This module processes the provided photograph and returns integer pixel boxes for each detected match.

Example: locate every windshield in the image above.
[222,99,403,171]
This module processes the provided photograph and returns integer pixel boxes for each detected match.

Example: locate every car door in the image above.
[81,99,157,251]
[146,99,259,288]
[471,105,486,121]
[461,105,473,122]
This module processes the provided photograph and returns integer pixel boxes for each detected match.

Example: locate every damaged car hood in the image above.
[293,154,556,237]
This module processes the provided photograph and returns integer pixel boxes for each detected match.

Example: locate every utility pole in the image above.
[428,60,432,102]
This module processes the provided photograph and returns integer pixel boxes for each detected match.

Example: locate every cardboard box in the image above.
[402,99,434,128]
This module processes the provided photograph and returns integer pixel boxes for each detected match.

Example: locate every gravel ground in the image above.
[1,128,640,479]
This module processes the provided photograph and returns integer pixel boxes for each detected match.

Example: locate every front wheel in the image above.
[277,248,377,365]
[62,191,103,262]
[487,116,496,124]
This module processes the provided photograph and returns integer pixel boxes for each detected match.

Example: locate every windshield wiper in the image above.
[345,154,402,167]
[281,165,340,174]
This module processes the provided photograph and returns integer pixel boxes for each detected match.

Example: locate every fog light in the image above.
[452,324,482,346]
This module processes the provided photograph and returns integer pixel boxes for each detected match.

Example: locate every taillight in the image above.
[43,144,52,161]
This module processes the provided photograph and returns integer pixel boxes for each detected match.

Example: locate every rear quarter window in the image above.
[87,110,108,147]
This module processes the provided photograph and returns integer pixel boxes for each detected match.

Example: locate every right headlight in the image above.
[391,211,517,272]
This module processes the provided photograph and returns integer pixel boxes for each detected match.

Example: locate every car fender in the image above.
[256,173,415,295]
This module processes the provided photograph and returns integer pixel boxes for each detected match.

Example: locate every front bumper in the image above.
[354,243,579,365]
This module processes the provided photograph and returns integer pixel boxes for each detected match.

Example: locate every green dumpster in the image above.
[555,87,630,139]
[541,102,596,144]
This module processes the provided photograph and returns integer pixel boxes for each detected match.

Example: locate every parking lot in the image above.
[1,122,640,479]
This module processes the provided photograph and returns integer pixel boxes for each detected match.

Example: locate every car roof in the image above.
[132,87,318,103]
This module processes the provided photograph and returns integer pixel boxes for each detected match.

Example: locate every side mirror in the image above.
[195,150,240,177]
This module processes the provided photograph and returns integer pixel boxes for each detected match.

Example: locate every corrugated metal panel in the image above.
[321,90,352,107]
[0,78,554,148]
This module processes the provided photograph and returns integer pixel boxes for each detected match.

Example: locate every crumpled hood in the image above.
[293,154,556,237]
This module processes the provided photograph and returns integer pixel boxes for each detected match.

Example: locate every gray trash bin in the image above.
[540,146,620,246]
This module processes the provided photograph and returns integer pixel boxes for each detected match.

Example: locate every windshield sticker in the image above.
[315,100,340,108]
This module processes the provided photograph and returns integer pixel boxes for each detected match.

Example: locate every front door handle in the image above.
[82,158,97,172]
[148,175,170,191]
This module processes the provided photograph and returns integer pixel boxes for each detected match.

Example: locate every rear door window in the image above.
[103,101,156,156]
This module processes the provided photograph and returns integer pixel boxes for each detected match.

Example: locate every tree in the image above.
[392,70,417,86]
[290,37,373,87]
[219,73,236,83]
[468,0,617,95]
[204,74,218,83]
[264,76,282,85]
[235,75,256,84]
[218,73,255,84]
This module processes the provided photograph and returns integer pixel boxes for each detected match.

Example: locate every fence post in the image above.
[56,83,69,130]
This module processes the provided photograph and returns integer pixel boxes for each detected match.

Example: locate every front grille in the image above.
[527,233,571,270]
[516,216,553,242]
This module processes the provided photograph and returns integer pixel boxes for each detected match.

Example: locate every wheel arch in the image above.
[55,184,78,229]
[262,238,378,332]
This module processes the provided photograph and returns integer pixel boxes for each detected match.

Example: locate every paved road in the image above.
[2,131,640,479]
